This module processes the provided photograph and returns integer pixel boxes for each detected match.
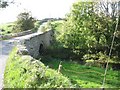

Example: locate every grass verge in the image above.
[41,56,120,88]
[4,47,73,88]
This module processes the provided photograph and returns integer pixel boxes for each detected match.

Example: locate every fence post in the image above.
[58,61,62,73]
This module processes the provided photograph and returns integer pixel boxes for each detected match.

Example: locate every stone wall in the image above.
[20,30,54,58]
[1,30,34,40]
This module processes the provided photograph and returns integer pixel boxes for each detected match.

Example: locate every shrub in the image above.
[13,12,35,32]
[83,52,120,69]
[4,47,73,88]
[38,20,53,33]
[38,25,47,32]
[85,60,95,67]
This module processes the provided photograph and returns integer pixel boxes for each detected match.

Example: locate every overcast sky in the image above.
[0,0,77,24]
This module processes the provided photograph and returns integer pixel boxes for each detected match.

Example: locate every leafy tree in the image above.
[95,0,120,56]
[0,0,14,8]
[58,2,97,52]
[58,0,120,56]
[14,12,35,32]
[0,0,8,8]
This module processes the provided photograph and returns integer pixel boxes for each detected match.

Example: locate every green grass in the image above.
[41,19,120,87]
[51,20,64,31]
[4,47,72,88]
[33,19,120,88]
[0,22,15,35]
[41,57,120,88]
[0,20,63,35]
[0,21,39,35]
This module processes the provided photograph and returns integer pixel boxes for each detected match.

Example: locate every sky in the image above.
[0,0,77,24]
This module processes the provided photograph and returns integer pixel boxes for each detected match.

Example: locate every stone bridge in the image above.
[17,30,54,58]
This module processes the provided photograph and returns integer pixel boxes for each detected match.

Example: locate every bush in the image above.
[38,25,47,32]
[82,52,120,69]
[38,20,53,33]
[4,47,73,88]
[13,12,35,32]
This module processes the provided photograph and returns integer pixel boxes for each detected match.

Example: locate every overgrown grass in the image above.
[41,57,120,88]
[4,47,73,88]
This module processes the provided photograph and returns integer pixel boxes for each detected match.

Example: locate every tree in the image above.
[0,0,14,8]
[58,2,98,51]
[14,12,35,32]
[96,0,120,56]
[0,0,8,8]
[58,0,120,56]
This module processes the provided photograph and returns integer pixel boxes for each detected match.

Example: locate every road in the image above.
[0,31,41,89]
[0,32,39,89]
[0,40,15,89]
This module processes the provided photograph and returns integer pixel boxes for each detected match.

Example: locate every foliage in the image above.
[58,2,98,50]
[41,57,120,88]
[49,20,64,31]
[56,1,120,57]
[43,20,66,49]
[38,20,54,32]
[33,20,41,31]
[82,52,120,69]
[38,25,47,32]
[0,0,8,8]
[0,20,40,35]
[14,12,35,32]
[0,0,15,8]
[83,52,119,62]
[0,22,15,35]
[4,47,73,88]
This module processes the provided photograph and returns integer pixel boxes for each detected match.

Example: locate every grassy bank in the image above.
[4,47,72,88]
[41,57,120,88]
[42,20,120,88]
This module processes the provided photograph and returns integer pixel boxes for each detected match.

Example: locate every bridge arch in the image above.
[39,43,44,55]
[20,30,54,58]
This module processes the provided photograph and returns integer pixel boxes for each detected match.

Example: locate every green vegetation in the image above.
[37,20,64,32]
[0,22,15,35]
[4,47,73,88]
[4,46,119,88]
[0,21,40,36]
[48,1,120,66]
[41,57,120,88]
[0,12,38,36]
[58,1,120,51]
[13,12,35,32]
[38,1,120,88]
[50,20,64,30]
[0,0,9,8]
[3,0,120,88]
[49,1,120,60]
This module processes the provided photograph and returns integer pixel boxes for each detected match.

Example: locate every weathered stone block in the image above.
[17,30,53,58]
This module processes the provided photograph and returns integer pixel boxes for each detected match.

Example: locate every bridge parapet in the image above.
[19,30,54,58]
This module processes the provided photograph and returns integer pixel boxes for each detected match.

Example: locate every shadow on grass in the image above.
[40,56,120,88]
